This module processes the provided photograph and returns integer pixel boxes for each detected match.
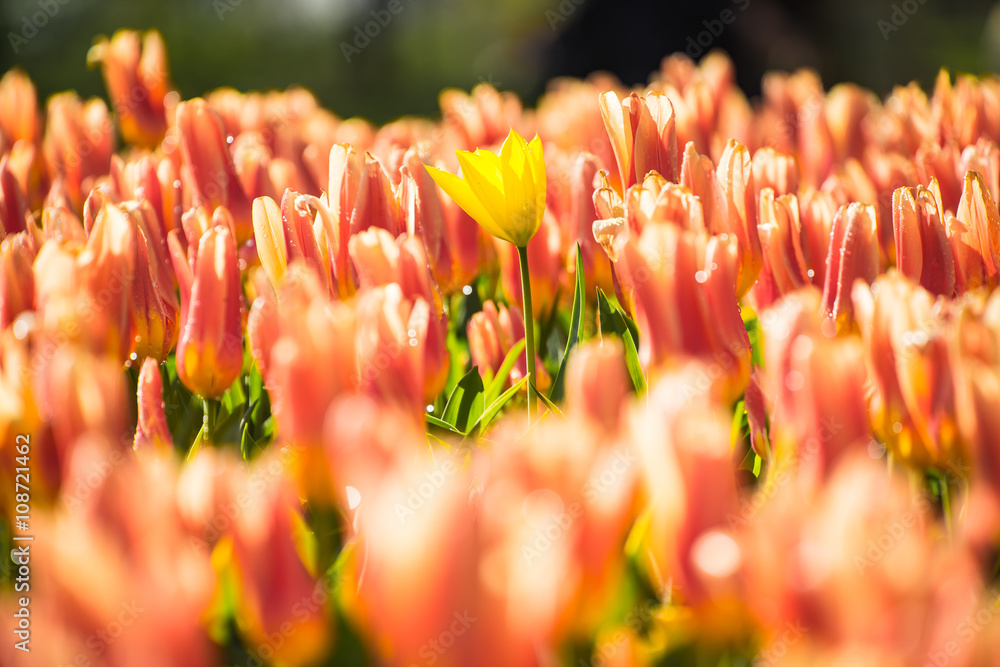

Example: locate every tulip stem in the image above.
[517,245,536,422]
[202,398,218,443]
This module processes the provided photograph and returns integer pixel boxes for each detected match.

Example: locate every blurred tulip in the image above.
[229,467,330,666]
[852,274,965,471]
[716,139,763,298]
[0,68,39,149]
[42,92,114,211]
[467,300,550,393]
[762,287,870,483]
[171,225,243,399]
[349,227,450,400]
[176,98,253,243]
[0,154,32,235]
[355,284,429,420]
[0,232,35,330]
[565,339,631,433]
[88,29,175,147]
[606,221,750,403]
[631,367,744,612]
[752,147,800,199]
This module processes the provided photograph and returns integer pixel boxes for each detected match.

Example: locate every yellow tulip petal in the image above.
[424,164,505,239]
[456,150,510,239]
[499,131,538,246]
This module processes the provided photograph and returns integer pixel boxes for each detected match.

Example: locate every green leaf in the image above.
[548,243,586,403]
[532,380,566,419]
[442,366,485,432]
[484,338,526,406]
[425,413,464,435]
[596,288,647,395]
[469,375,528,436]
[743,310,764,368]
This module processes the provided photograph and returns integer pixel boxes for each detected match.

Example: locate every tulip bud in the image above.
[87,29,174,148]
[0,232,35,330]
[173,225,244,398]
[752,189,809,309]
[134,356,172,451]
[0,68,39,148]
[351,152,402,236]
[853,274,966,471]
[762,287,870,483]
[751,147,800,199]
[176,99,253,243]
[467,300,550,393]
[892,182,955,297]
[600,90,678,192]
[230,470,329,666]
[42,93,114,211]
[821,202,879,328]
[565,339,630,432]
[716,139,763,298]
[949,170,1000,293]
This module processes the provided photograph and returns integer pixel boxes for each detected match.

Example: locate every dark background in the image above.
[0,0,997,124]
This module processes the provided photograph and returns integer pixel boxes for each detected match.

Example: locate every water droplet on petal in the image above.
[695,270,708,283]
[462,285,473,295]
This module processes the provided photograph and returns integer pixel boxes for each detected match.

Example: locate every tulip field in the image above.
[6,27,1000,666]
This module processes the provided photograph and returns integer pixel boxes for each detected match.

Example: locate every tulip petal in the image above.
[424,164,504,240]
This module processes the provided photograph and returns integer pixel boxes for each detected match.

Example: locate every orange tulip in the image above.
[171,224,244,398]
[134,356,172,451]
[176,98,253,243]
[600,90,678,192]
[0,232,35,330]
[88,29,175,147]
[893,181,955,297]
[821,202,879,328]
[949,170,1000,293]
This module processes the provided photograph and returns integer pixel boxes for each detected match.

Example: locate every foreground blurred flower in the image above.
[170,224,244,399]
[426,128,546,417]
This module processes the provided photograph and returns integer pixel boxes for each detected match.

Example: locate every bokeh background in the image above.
[1,0,999,123]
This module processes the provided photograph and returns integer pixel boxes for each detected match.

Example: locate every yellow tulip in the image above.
[425,127,547,420]
[425,128,546,248]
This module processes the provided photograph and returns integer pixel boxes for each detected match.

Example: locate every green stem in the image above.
[202,398,218,443]
[517,245,536,422]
